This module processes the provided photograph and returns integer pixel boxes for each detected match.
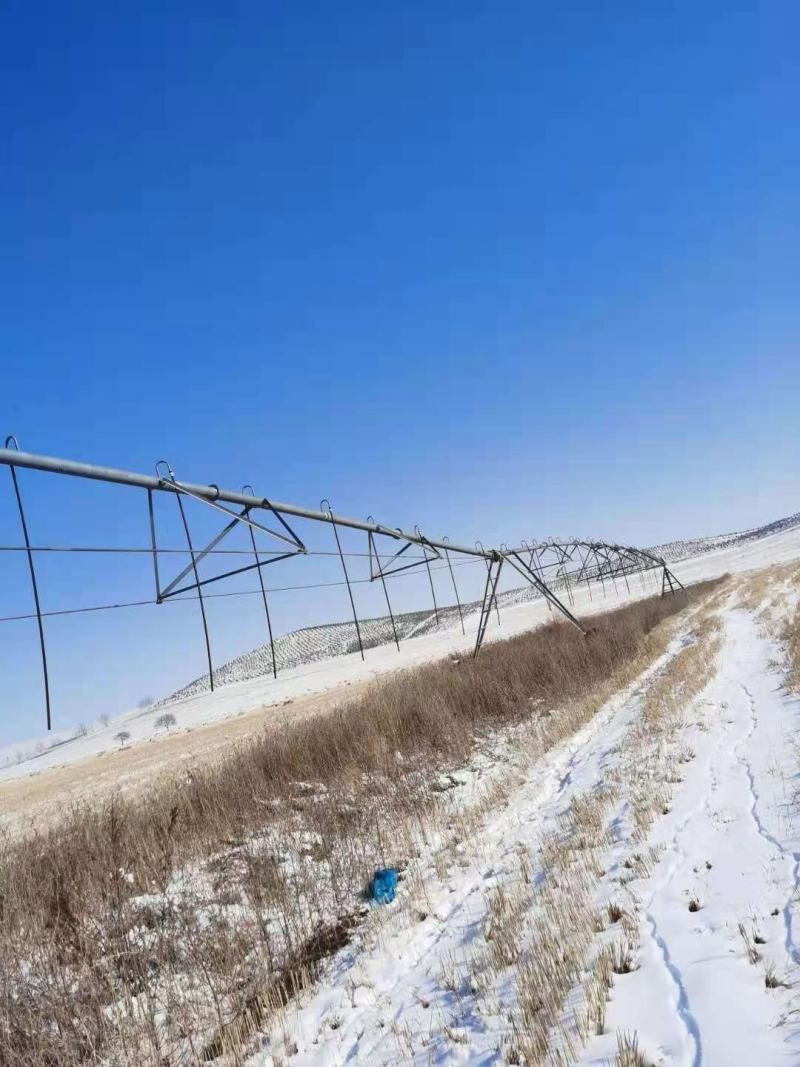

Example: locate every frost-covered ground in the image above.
[242,563,800,1065]
[3,518,800,782]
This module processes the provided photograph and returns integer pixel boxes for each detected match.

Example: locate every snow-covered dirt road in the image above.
[247,570,800,1065]
[597,602,800,1067]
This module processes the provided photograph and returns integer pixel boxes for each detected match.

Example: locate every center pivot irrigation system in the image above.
[0,440,684,732]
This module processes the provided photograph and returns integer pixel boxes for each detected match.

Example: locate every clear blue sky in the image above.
[1,1,798,743]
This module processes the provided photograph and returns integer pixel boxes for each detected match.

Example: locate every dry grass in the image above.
[0,581,721,1065]
[738,921,762,965]
[737,561,800,615]
[492,780,629,1062]
[492,586,724,1065]
[784,602,800,695]
[614,1029,651,1066]
[764,960,789,989]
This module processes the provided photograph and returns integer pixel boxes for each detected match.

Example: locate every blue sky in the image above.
[1,2,798,743]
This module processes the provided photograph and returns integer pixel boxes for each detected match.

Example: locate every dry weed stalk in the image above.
[615,1029,650,1066]
[783,603,800,695]
[0,582,721,1065]
[737,921,762,965]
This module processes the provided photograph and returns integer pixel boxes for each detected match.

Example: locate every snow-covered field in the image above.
[242,553,800,1065]
[4,518,800,784]
[5,521,800,1064]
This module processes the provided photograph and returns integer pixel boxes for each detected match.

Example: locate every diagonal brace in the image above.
[502,550,587,634]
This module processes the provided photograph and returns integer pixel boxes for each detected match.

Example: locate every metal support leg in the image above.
[443,537,465,635]
[476,540,501,625]
[147,489,162,601]
[322,500,364,660]
[157,462,214,691]
[5,436,51,730]
[243,486,278,679]
[415,526,439,625]
[584,550,597,601]
[474,557,504,656]
[661,566,683,596]
[176,494,215,691]
[593,548,607,598]
[550,543,576,607]
[531,543,553,616]
[368,526,400,652]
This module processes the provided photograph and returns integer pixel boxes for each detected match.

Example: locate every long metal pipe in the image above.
[0,448,496,560]
[0,449,677,596]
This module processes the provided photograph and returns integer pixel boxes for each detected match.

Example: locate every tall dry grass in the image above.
[0,580,721,1065]
[784,601,800,694]
[490,590,723,1065]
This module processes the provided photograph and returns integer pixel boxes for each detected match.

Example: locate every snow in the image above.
[4,518,800,784]
[588,608,798,1065]
[5,519,800,1061]
[239,557,800,1064]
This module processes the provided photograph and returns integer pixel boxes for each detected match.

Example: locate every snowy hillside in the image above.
[648,510,800,563]
[154,587,536,708]
[154,511,800,709]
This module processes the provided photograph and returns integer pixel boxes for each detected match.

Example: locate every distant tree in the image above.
[115,730,131,747]
[99,713,111,727]
[75,722,91,738]
[137,695,154,709]
[154,713,176,733]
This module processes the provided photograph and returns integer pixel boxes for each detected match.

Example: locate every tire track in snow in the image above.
[641,791,709,1067]
[644,909,703,1067]
[636,615,798,1067]
[736,682,800,968]
[635,687,735,1067]
[637,674,758,1066]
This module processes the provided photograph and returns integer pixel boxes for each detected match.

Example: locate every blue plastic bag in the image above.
[372,867,398,904]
